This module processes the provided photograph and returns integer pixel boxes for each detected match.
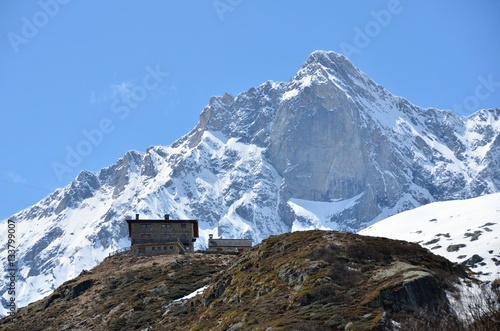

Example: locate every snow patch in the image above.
[289,193,363,231]
[360,193,500,281]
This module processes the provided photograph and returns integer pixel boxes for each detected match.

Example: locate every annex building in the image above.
[207,234,253,253]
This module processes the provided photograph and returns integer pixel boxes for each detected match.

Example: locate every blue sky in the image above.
[1,0,499,219]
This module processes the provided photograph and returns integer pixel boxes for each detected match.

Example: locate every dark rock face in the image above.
[269,101,367,202]
[461,254,484,268]
[373,274,449,313]
[43,279,94,306]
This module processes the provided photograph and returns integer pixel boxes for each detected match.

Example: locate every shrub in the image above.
[309,245,341,263]
[345,241,387,263]
[327,261,363,288]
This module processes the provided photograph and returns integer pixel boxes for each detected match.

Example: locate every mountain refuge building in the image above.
[126,214,199,255]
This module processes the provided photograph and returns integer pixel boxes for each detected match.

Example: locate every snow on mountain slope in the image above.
[288,193,364,231]
[0,130,285,315]
[1,50,499,316]
[359,193,500,281]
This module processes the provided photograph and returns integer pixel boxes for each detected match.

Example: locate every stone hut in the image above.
[126,214,199,255]
[207,234,253,253]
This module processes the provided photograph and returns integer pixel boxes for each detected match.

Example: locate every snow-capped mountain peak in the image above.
[1,51,499,316]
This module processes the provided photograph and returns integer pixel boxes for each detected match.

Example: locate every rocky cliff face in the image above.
[186,51,500,231]
[3,230,494,331]
[1,50,500,315]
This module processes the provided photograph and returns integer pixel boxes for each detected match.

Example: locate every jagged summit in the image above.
[297,49,388,97]
[301,50,355,81]
[284,50,362,101]
[305,49,350,67]
[1,51,499,316]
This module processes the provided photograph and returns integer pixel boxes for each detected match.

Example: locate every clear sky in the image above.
[1,0,499,219]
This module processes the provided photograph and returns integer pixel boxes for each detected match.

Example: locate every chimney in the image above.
[209,234,213,240]
[135,213,139,220]
[164,214,169,220]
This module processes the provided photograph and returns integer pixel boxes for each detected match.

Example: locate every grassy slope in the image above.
[1,230,486,330]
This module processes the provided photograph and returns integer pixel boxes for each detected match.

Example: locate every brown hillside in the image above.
[2,230,494,330]
[0,252,235,331]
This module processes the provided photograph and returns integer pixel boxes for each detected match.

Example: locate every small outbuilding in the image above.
[207,234,253,253]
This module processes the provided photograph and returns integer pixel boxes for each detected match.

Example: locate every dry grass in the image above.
[1,230,496,330]
[0,252,234,331]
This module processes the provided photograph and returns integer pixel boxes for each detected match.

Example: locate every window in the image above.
[152,247,155,251]
[161,224,172,228]
[181,223,187,229]
[140,224,152,228]
[169,246,174,250]
[138,248,145,254]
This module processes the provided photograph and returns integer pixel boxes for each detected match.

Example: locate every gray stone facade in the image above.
[207,234,253,253]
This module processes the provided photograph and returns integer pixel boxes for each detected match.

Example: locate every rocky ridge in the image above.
[2,230,498,330]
